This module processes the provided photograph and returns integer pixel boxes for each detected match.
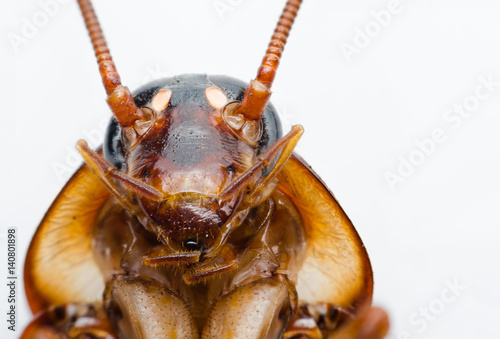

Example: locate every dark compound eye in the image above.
[103,118,126,171]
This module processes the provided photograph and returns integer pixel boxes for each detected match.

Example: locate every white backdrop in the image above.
[2,0,500,338]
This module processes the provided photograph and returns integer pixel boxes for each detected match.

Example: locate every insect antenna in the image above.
[234,0,303,121]
[77,0,146,128]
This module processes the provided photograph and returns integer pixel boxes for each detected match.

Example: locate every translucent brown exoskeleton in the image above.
[22,0,389,338]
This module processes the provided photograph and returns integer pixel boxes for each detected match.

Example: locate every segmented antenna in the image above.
[77,0,145,127]
[235,0,303,121]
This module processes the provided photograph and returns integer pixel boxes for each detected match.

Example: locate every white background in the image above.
[2,0,500,338]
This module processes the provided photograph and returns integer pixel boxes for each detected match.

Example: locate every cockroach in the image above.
[22,0,389,338]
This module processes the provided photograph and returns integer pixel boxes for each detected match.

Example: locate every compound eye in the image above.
[222,102,262,146]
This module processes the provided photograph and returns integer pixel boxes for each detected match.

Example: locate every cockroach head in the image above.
[103,75,282,252]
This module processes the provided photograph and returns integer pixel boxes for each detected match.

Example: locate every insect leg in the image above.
[20,303,117,339]
[284,302,389,339]
[105,276,199,339]
[325,305,390,339]
[283,303,344,339]
[93,201,200,337]
[201,192,306,338]
[182,244,239,284]
[183,259,238,284]
[283,312,323,338]
[201,277,292,339]
[142,246,201,266]
[275,273,299,312]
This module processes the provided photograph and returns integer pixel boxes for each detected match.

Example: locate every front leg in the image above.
[21,303,117,339]
[105,275,199,339]
[200,190,307,338]
[283,302,389,339]
[202,277,292,339]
